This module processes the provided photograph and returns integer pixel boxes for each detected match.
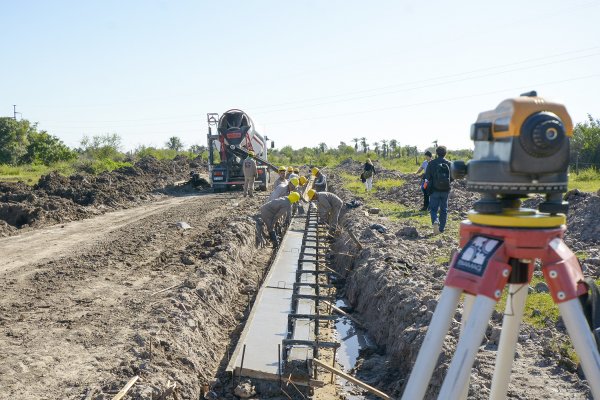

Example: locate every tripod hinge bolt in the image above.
[502,269,510,277]
[549,270,558,279]
[495,290,502,298]
[557,291,566,300]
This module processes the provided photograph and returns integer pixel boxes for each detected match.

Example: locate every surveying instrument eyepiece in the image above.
[402,94,600,399]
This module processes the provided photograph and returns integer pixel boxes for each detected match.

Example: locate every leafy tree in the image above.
[0,118,76,165]
[23,130,77,165]
[352,138,359,152]
[188,144,206,154]
[318,142,328,153]
[166,136,184,152]
[571,114,600,167]
[80,133,122,160]
[336,142,355,158]
[0,117,31,164]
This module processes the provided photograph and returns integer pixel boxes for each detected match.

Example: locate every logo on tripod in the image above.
[454,236,503,276]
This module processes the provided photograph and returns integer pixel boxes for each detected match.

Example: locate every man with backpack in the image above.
[424,146,452,235]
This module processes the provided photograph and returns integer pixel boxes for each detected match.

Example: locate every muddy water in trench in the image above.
[334,299,375,399]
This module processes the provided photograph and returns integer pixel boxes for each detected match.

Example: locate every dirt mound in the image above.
[0,156,206,235]
[564,190,600,246]
[378,172,479,215]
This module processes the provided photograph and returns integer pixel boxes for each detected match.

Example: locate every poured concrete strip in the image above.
[288,230,318,362]
[226,215,309,381]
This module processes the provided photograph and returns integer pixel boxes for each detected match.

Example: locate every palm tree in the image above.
[381,139,388,158]
[360,137,368,153]
[352,138,359,152]
[373,141,380,156]
[389,139,398,158]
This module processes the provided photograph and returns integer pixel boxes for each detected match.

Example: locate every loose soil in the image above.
[2,156,600,400]
[0,156,275,400]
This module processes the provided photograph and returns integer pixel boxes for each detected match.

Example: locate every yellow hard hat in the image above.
[290,177,299,187]
[288,191,300,204]
[287,166,294,173]
[311,167,319,176]
[299,176,308,186]
[278,166,286,173]
[307,189,316,200]
[293,167,299,173]
[248,151,255,157]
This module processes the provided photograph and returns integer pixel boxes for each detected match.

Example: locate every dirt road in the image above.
[0,192,271,399]
[0,195,200,274]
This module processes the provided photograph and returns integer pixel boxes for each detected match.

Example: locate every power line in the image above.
[248,47,600,112]
[265,73,600,126]
[250,52,600,115]
[31,48,600,129]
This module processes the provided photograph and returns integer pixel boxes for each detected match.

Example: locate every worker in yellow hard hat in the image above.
[307,189,343,231]
[286,166,294,179]
[269,177,299,201]
[311,167,327,192]
[288,166,299,181]
[274,166,287,187]
[260,191,300,246]
[299,176,308,186]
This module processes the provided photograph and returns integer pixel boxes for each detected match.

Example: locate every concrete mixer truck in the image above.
[206,110,278,192]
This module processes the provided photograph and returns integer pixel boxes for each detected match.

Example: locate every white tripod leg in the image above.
[402,286,462,400]
[457,294,476,400]
[460,294,475,335]
[558,299,600,398]
[490,284,528,400]
[438,295,496,399]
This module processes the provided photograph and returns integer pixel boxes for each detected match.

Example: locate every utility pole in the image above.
[13,105,21,120]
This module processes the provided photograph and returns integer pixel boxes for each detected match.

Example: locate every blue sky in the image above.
[2,0,599,152]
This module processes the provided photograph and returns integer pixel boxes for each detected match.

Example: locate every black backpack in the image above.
[579,277,600,349]
[432,161,451,191]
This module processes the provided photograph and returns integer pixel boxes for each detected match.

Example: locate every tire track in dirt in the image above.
[0,195,200,274]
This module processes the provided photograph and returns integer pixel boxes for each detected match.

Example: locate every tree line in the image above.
[0,117,207,173]
[2,114,598,173]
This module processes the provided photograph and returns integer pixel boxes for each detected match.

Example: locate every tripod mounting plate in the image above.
[467,208,565,228]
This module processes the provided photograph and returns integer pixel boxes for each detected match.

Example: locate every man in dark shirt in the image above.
[424,146,452,235]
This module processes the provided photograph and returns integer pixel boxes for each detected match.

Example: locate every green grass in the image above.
[0,162,76,185]
[339,172,431,225]
[569,167,600,192]
[378,157,421,173]
[494,277,559,329]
